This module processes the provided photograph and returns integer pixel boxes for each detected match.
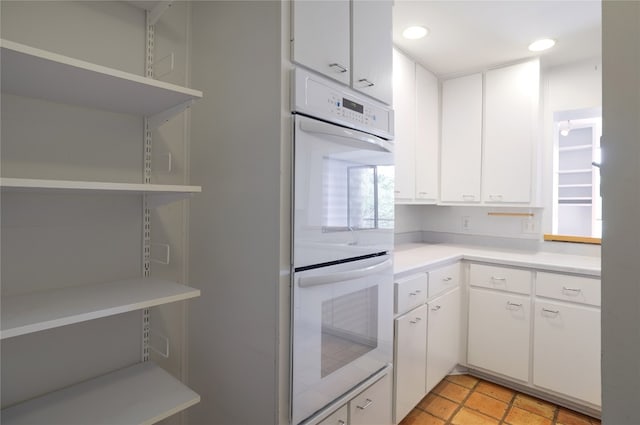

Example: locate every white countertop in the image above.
[394,243,601,279]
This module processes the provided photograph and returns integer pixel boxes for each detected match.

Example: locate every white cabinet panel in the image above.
[352,0,393,105]
[291,0,350,85]
[469,263,531,295]
[440,73,483,203]
[483,60,539,203]
[392,49,416,200]
[533,300,601,406]
[351,373,392,425]
[394,272,428,315]
[426,287,461,393]
[415,65,439,202]
[428,262,460,299]
[394,305,427,423]
[536,272,601,307]
[468,288,530,382]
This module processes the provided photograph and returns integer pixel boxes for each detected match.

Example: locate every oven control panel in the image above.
[293,68,394,140]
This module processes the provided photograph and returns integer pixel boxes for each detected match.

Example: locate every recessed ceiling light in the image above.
[402,26,429,40]
[528,38,556,52]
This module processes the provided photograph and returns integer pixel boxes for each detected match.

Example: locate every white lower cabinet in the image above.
[394,304,428,422]
[318,404,348,425]
[426,287,461,393]
[533,300,601,406]
[350,373,392,425]
[467,287,530,382]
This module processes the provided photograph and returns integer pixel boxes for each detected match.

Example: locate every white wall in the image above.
[601,3,640,423]
[188,2,285,424]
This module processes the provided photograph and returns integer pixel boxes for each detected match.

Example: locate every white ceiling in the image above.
[393,0,602,77]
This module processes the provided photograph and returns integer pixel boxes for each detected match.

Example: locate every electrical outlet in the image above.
[462,216,472,232]
[522,218,537,234]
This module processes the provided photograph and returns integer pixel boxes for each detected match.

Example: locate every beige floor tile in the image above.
[445,374,479,389]
[433,380,470,403]
[513,394,557,419]
[464,391,508,419]
[399,408,445,425]
[475,380,516,403]
[556,408,595,425]
[418,393,459,421]
[450,407,500,425]
[504,406,553,425]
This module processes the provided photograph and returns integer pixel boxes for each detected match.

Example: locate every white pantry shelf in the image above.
[558,144,593,152]
[557,169,592,174]
[1,278,200,339]
[0,39,203,117]
[1,362,200,425]
[0,177,201,194]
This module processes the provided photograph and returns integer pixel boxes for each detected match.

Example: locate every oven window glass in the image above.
[321,286,378,377]
[323,159,393,231]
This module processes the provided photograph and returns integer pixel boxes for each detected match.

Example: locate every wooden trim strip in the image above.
[487,212,535,217]
[543,234,602,244]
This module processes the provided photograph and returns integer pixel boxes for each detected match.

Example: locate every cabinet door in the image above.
[533,300,601,406]
[467,288,530,382]
[440,73,483,203]
[392,49,416,201]
[291,0,350,85]
[394,305,427,423]
[415,65,439,203]
[351,373,392,425]
[483,60,539,203]
[426,287,461,393]
[352,0,393,104]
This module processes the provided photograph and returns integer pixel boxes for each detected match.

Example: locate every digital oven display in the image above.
[342,98,364,114]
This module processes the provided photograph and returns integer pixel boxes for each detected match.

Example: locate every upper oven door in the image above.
[293,115,394,268]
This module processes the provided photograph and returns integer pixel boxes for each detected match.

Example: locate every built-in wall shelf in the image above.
[1,362,200,425]
[558,184,593,188]
[0,39,203,118]
[1,279,200,339]
[558,169,592,174]
[558,144,593,152]
[0,178,201,195]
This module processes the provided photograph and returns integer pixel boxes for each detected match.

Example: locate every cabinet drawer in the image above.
[536,272,601,307]
[318,404,348,425]
[394,273,428,314]
[350,373,392,425]
[428,262,460,298]
[469,263,531,295]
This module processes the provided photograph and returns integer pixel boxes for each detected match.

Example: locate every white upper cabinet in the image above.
[392,49,416,200]
[415,65,439,202]
[291,0,350,85]
[291,0,393,105]
[352,0,393,105]
[440,73,483,203]
[483,59,539,203]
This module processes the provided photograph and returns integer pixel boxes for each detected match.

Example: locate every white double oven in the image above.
[290,68,394,424]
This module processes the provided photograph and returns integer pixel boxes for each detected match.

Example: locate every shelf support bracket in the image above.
[148,1,173,26]
[147,100,195,128]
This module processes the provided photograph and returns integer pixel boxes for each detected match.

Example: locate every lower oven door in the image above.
[291,254,393,424]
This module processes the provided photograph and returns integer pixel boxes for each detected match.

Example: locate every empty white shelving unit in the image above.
[1,2,202,423]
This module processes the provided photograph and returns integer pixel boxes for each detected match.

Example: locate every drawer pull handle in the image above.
[562,286,582,294]
[358,78,375,87]
[462,194,475,200]
[357,399,373,410]
[443,277,452,282]
[506,301,522,310]
[431,305,441,311]
[409,290,422,296]
[409,317,423,324]
[329,63,348,73]
[542,308,560,316]
[338,421,346,425]
[491,277,506,282]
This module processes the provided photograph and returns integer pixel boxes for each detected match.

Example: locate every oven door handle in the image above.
[299,118,393,153]
[298,259,392,288]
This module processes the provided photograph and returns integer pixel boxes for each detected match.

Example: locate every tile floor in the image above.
[399,374,601,425]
